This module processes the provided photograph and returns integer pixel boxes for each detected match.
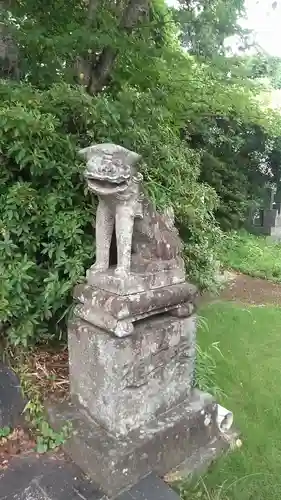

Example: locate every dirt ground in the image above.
[204,273,281,306]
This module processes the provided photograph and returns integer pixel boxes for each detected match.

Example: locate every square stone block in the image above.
[47,390,219,497]
[69,314,196,436]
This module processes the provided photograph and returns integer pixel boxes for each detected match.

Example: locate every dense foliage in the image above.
[219,230,281,282]
[239,53,281,89]
[173,0,247,57]
[1,0,281,345]
[0,76,220,345]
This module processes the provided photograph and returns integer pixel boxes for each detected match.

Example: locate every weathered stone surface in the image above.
[79,143,143,278]
[79,143,184,287]
[165,428,240,483]
[68,314,196,435]
[79,143,141,184]
[86,262,185,295]
[117,473,181,500]
[47,390,218,498]
[0,455,104,500]
[132,198,183,264]
[73,281,197,337]
[169,302,195,318]
[0,363,26,428]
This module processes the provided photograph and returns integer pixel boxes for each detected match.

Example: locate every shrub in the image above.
[200,152,250,230]
[0,84,95,346]
[0,81,220,346]
[218,230,281,282]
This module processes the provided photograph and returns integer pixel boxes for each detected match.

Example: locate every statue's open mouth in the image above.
[85,175,128,194]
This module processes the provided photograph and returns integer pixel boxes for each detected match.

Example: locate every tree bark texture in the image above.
[0,1,19,78]
[87,0,151,95]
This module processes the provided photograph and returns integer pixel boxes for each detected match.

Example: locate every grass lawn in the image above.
[183,301,281,500]
[219,231,281,282]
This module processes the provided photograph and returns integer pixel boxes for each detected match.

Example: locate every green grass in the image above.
[183,301,281,500]
[219,231,281,282]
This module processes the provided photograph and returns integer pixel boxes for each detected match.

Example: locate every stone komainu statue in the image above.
[79,143,184,278]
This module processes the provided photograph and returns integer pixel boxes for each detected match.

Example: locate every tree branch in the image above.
[0,2,20,79]
[87,0,151,95]
[74,0,101,84]
[87,0,100,23]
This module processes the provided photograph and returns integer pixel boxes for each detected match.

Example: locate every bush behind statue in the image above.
[0,81,220,346]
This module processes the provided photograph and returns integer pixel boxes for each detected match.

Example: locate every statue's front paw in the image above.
[114,267,130,278]
[91,263,108,274]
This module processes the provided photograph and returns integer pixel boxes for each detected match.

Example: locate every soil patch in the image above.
[0,427,35,470]
[204,273,281,306]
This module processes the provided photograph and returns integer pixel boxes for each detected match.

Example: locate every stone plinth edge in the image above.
[73,281,197,337]
[46,390,222,498]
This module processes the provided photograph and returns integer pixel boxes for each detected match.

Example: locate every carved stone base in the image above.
[46,390,220,498]
[73,281,197,337]
[68,314,196,435]
[86,260,185,296]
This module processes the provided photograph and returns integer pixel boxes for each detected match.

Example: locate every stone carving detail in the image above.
[123,338,192,389]
[79,143,183,278]
[132,199,182,263]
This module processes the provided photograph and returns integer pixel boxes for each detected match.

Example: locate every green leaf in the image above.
[36,438,48,454]
[0,426,11,438]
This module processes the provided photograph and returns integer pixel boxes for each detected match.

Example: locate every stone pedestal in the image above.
[47,390,218,497]
[68,314,196,436]
[47,143,227,498]
[47,272,225,497]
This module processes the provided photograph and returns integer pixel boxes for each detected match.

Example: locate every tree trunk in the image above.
[74,0,101,85]
[87,0,100,22]
[0,1,19,78]
[87,0,151,95]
